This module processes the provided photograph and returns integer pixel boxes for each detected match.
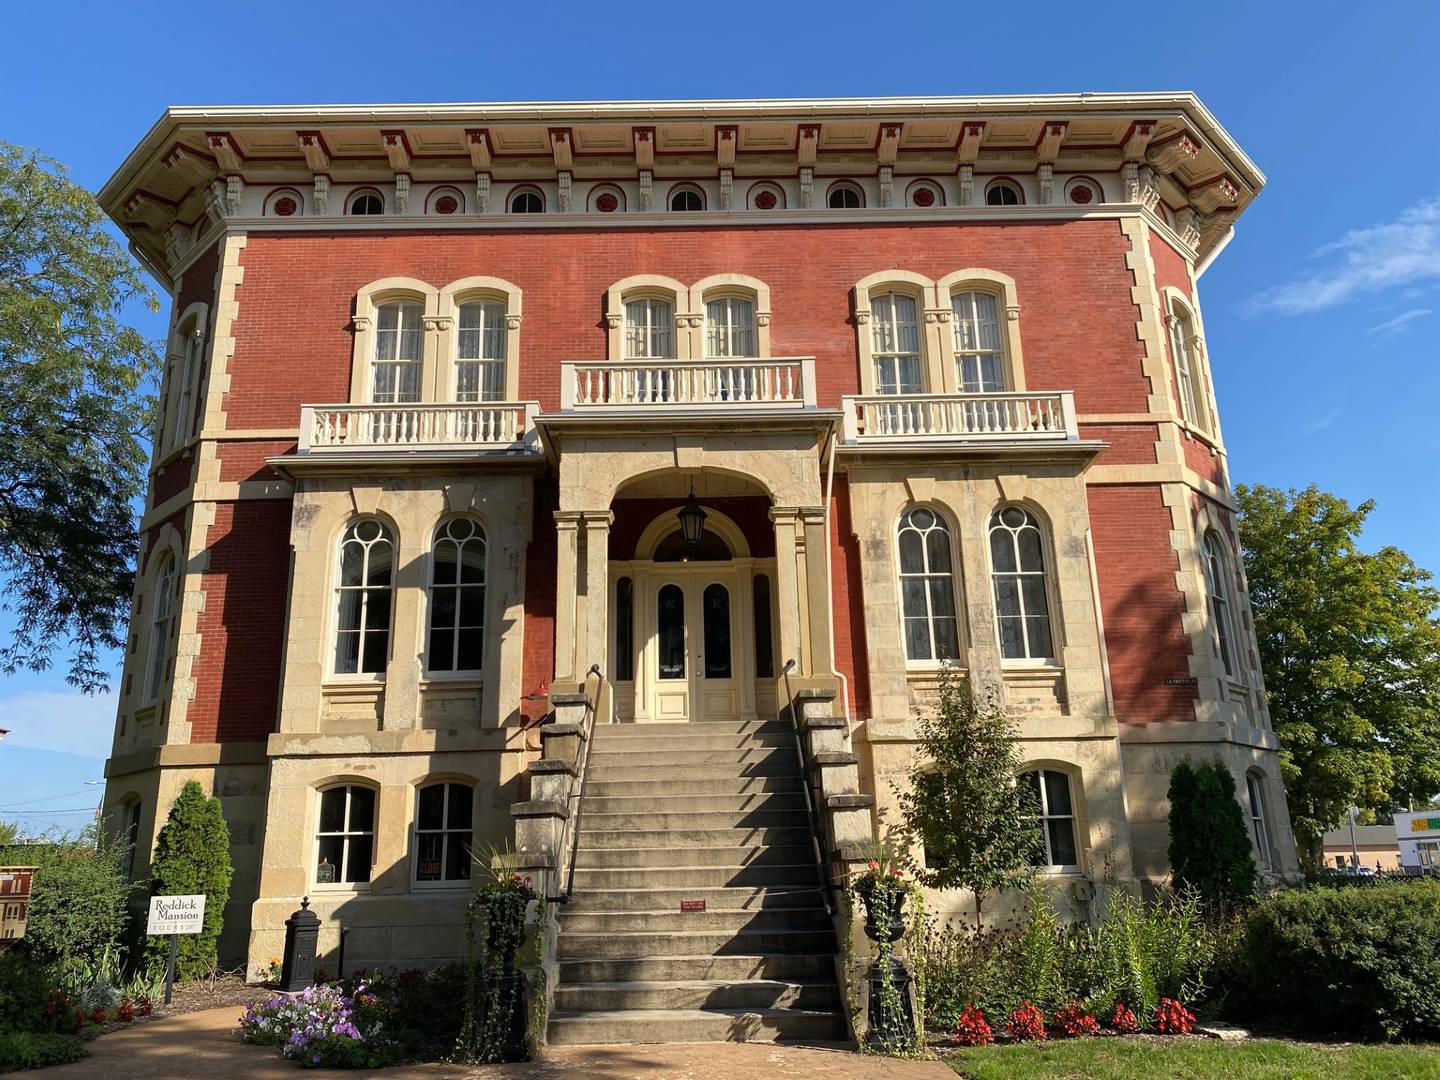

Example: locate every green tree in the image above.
[0,142,160,691]
[894,667,1043,927]
[147,782,233,979]
[1168,759,1257,910]
[25,826,132,984]
[0,821,18,846]
[1235,484,1440,865]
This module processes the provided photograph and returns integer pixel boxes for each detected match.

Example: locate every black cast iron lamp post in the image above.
[678,486,707,548]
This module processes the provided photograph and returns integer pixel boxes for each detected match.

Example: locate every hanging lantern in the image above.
[678,486,708,548]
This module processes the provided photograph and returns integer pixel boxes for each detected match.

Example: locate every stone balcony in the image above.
[839,390,1080,446]
[558,358,818,413]
[298,401,541,454]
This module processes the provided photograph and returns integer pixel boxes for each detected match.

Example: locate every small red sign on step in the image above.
[680,900,706,913]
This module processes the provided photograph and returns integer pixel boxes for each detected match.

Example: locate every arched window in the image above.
[348,191,384,216]
[615,576,635,682]
[509,189,544,214]
[828,182,864,209]
[145,556,176,702]
[1203,532,1237,679]
[370,300,424,403]
[753,574,774,679]
[1246,772,1272,869]
[985,179,1023,206]
[334,519,394,676]
[897,507,959,662]
[171,324,204,451]
[705,295,755,358]
[870,293,923,395]
[315,784,376,884]
[427,518,486,674]
[989,506,1055,662]
[1167,302,1209,431]
[624,297,675,359]
[121,800,142,883]
[669,186,704,212]
[951,291,1005,393]
[455,300,506,402]
[414,782,473,884]
[1021,769,1080,870]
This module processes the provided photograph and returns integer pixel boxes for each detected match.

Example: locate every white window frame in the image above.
[171,328,203,451]
[704,294,756,358]
[951,291,1007,393]
[347,190,384,216]
[1247,773,1273,870]
[144,557,176,703]
[870,293,924,395]
[1203,532,1238,680]
[332,519,395,678]
[989,506,1058,665]
[313,784,377,888]
[426,518,487,676]
[624,297,676,359]
[1024,768,1082,873]
[454,299,507,402]
[896,506,961,665]
[412,781,475,888]
[985,179,1024,206]
[370,300,425,404]
[827,182,864,209]
[1167,303,1210,432]
[121,800,142,882]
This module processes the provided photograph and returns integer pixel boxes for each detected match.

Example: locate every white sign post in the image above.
[147,895,206,1004]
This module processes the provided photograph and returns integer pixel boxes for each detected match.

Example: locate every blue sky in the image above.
[2,1,1438,834]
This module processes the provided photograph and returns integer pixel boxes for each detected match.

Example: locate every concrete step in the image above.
[573,844,816,869]
[585,760,804,780]
[558,906,832,934]
[593,720,795,738]
[565,885,827,912]
[590,732,797,752]
[571,864,823,890]
[558,953,835,984]
[576,826,814,850]
[552,978,840,1013]
[584,775,805,798]
[581,791,808,815]
[588,746,799,766]
[546,1006,846,1045]
[579,809,811,833]
[556,928,837,959]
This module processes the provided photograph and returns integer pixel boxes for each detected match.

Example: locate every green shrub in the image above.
[23,828,133,995]
[146,781,233,980]
[0,1031,87,1071]
[1242,880,1440,1039]
[1168,760,1257,911]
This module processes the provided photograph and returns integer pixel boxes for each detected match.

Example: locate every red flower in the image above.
[953,1004,993,1047]
[1109,1002,1139,1034]
[1007,1000,1047,1042]
[1052,1001,1099,1038]
[1155,997,1196,1035]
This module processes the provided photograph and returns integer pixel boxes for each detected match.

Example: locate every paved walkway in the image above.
[42,1006,954,1079]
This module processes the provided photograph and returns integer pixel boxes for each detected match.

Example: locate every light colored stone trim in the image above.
[687,274,773,358]
[1084,464,1234,507]
[435,276,524,401]
[604,274,691,360]
[346,277,441,403]
[934,268,1027,392]
[851,270,939,395]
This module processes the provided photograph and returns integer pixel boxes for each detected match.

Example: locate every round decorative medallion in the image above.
[754,190,778,210]
[434,194,459,214]
[1069,184,1095,205]
[596,192,619,213]
[272,196,298,217]
[912,186,936,207]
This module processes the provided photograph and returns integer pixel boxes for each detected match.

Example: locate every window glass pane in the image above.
[1043,771,1073,815]
[657,585,685,679]
[898,530,924,573]
[365,589,392,630]
[900,579,929,621]
[616,578,635,682]
[1026,616,1054,660]
[319,788,346,833]
[928,577,956,619]
[348,786,375,832]
[366,543,392,588]
[433,548,458,586]
[361,626,388,673]
[932,617,959,662]
[1021,576,1051,620]
[346,834,374,883]
[703,584,732,679]
[456,629,484,670]
[1047,818,1078,866]
[429,629,454,671]
[1018,528,1045,572]
[904,617,932,661]
[925,530,952,575]
[446,832,472,880]
[458,588,485,627]
[993,576,1021,618]
[316,836,343,881]
[752,575,774,679]
[446,784,473,830]
[334,631,360,674]
[418,785,445,831]
[998,616,1025,659]
[990,530,1017,574]
[415,832,443,881]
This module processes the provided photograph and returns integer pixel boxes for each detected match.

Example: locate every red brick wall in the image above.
[150,459,194,506]
[520,479,557,722]
[187,501,292,743]
[1080,424,1158,465]
[830,477,870,720]
[1087,485,1196,723]
[1181,433,1226,486]
[217,441,296,483]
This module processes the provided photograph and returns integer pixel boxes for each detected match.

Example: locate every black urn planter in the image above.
[479,891,531,971]
[855,878,908,943]
[854,877,916,1051]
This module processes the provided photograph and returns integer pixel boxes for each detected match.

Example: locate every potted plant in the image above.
[458,845,536,1063]
[853,844,909,943]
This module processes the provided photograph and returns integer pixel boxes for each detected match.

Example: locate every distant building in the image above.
[0,864,36,941]
[1393,811,1440,871]
[1321,824,1401,871]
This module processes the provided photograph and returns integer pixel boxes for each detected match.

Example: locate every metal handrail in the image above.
[553,663,604,904]
[781,659,835,918]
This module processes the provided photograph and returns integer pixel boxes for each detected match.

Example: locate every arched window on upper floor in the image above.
[455,299,506,402]
[870,292,923,395]
[1203,531,1239,680]
[347,189,384,216]
[120,798,143,883]
[625,297,676,359]
[985,178,1024,206]
[427,518,486,675]
[145,555,177,703]
[951,290,1006,393]
[989,506,1056,663]
[508,188,544,214]
[370,300,424,403]
[1246,771,1273,870]
[897,506,960,663]
[668,185,705,212]
[704,295,755,358]
[1167,298,1211,433]
[828,181,864,209]
[333,518,394,676]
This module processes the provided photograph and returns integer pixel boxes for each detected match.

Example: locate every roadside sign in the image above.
[147,894,206,1004]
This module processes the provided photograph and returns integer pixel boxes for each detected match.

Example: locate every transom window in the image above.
[509,190,543,214]
[1022,769,1080,870]
[951,291,1006,392]
[371,301,424,403]
[455,300,506,402]
[897,507,959,663]
[1168,305,1209,431]
[145,557,176,702]
[986,180,1023,206]
[427,518,486,674]
[705,295,755,358]
[348,192,383,215]
[1247,773,1272,869]
[624,297,676,359]
[669,187,704,212]
[334,519,394,676]
[989,506,1055,662]
[870,293,923,394]
[828,183,863,209]
[315,785,375,885]
[1203,532,1238,679]
[414,782,474,884]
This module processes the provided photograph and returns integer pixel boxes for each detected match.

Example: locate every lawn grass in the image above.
[943,1036,1440,1079]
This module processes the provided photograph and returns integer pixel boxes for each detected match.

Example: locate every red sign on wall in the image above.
[680,900,706,913]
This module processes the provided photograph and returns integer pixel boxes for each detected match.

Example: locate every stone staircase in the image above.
[546,718,846,1045]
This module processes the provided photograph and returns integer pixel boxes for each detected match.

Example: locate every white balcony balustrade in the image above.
[560,358,817,411]
[841,391,1079,444]
[299,402,539,452]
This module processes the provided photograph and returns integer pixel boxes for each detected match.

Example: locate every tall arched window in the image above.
[371,301,424,403]
[989,506,1055,661]
[315,784,375,885]
[1203,532,1237,679]
[870,293,923,395]
[1167,303,1209,432]
[145,557,176,702]
[614,576,634,682]
[1246,772,1273,869]
[705,296,755,358]
[624,297,675,359]
[455,300,506,401]
[414,782,474,884]
[1021,769,1080,870]
[951,291,1005,392]
[121,799,143,882]
[752,574,774,679]
[427,518,486,674]
[897,507,959,662]
[334,519,394,675]
[171,326,203,450]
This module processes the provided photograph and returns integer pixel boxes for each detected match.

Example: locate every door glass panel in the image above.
[752,575,774,679]
[657,584,685,680]
[703,583,732,679]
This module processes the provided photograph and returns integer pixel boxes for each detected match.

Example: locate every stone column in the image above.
[553,511,582,681]
[382,524,426,731]
[800,507,835,677]
[579,511,612,685]
[770,507,805,675]
[956,483,1006,704]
